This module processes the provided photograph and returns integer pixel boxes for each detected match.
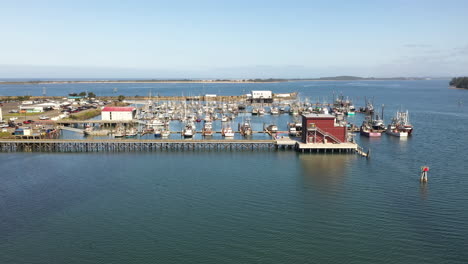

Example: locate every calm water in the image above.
[1,80,468,263]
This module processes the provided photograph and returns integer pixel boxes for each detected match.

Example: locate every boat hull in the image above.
[360,130,382,137]
[386,130,408,137]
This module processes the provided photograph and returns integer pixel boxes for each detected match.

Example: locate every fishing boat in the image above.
[221,126,235,138]
[396,110,413,135]
[251,108,259,115]
[183,121,195,138]
[202,121,214,137]
[386,122,408,137]
[360,118,382,137]
[154,127,162,137]
[239,119,252,136]
[386,110,413,136]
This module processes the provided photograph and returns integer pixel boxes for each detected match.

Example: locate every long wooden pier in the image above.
[0,139,367,156]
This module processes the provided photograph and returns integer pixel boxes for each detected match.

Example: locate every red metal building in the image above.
[301,114,347,143]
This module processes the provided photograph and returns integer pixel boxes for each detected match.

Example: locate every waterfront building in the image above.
[101,107,136,121]
[250,90,273,103]
[301,114,347,143]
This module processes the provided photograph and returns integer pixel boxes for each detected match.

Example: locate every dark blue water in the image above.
[1,80,468,263]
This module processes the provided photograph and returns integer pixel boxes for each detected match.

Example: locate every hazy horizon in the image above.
[1,0,467,78]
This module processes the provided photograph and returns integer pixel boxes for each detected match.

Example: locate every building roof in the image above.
[302,113,335,119]
[102,107,135,112]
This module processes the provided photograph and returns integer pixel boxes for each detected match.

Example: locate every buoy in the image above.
[420,166,429,183]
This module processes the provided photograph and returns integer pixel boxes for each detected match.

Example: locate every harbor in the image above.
[0,89,415,158]
[1,79,466,264]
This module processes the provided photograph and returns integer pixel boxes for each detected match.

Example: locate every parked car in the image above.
[23,120,31,124]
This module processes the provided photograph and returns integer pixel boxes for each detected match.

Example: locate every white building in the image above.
[19,105,44,113]
[101,107,136,121]
[251,90,272,99]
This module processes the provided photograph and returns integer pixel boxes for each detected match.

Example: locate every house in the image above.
[301,114,347,144]
[101,107,136,121]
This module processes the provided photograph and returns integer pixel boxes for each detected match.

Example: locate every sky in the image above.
[0,0,467,78]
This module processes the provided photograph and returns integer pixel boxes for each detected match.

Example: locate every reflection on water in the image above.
[419,182,429,200]
[299,154,356,191]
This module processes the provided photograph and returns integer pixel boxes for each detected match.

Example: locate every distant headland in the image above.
[0,76,433,85]
[449,77,468,89]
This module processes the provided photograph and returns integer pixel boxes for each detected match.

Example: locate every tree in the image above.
[88,92,96,98]
[450,77,468,89]
[78,92,87,96]
[117,95,125,102]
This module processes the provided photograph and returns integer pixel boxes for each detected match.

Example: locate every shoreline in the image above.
[0,79,432,85]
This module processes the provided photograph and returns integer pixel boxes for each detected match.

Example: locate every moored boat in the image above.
[221,126,235,137]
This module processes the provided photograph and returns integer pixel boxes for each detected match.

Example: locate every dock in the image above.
[0,139,367,156]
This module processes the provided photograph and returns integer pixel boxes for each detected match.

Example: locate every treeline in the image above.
[449,77,468,89]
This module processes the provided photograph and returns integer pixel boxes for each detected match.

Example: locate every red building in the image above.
[301,114,347,143]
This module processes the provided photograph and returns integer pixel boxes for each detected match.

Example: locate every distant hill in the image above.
[304,76,426,81]
[449,77,468,89]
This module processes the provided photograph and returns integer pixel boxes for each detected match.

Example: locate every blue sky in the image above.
[0,0,467,78]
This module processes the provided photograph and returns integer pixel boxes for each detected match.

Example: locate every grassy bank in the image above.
[68,109,102,120]
[0,132,13,139]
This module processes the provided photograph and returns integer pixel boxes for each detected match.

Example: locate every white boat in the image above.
[288,123,297,136]
[270,107,279,115]
[266,124,278,133]
[221,126,235,137]
[202,122,214,136]
[239,119,252,136]
[149,119,164,127]
[386,110,412,137]
[386,123,408,137]
[154,128,162,137]
[161,129,170,138]
[183,122,195,138]
[84,126,109,136]
[124,128,138,138]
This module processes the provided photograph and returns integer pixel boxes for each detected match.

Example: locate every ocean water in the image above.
[1,80,468,263]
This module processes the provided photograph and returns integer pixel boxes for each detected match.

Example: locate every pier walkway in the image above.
[0,139,367,156]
